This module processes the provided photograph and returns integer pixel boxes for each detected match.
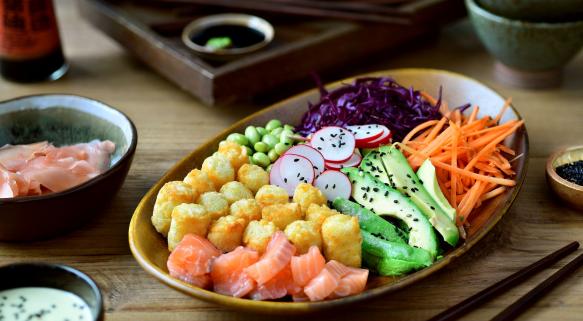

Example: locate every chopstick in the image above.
[427,241,580,321]
[491,250,583,321]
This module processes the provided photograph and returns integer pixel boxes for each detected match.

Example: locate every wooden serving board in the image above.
[78,0,465,105]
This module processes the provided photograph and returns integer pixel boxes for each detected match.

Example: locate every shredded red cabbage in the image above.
[296,77,445,142]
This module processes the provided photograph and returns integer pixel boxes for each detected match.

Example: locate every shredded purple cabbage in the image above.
[296,77,445,142]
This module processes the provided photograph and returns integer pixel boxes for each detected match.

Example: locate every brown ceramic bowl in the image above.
[546,145,583,209]
[129,69,529,314]
[0,94,137,241]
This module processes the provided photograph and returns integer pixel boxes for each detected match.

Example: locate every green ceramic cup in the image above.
[466,0,583,87]
[478,0,583,22]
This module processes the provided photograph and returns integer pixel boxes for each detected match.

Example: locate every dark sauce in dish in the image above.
[556,160,583,186]
[190,25,265,49]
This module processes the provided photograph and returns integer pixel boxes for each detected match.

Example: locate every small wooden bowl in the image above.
[546,145,583,209]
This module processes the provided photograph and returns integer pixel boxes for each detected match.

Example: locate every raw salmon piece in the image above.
[167,234,220,286]
[249,265,301,301]
[329,267,369,299]
[212,246,259,298]
[303,260,350,301]
[245,231,296,285]
[291,246,326,287]
[292,291,310,302]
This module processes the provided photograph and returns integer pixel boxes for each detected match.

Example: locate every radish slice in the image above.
[346,124,386,144]
[358,128,392,148]
[284,145,325,177]
[277,154,315,196]
[325,152,362,170]
[310,127,355,163]
[313,170,352,202]
[269,157,285,187]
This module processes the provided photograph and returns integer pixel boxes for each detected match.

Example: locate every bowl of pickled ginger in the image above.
[0,94,137,241]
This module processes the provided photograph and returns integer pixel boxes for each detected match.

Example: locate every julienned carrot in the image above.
[400,100,521,232]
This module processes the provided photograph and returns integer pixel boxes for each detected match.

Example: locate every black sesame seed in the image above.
[294,158,299,162]
[384,191,389,197]
[373,187,379,192]
[284,178,288,183]
[430,206,435,210]
[413,218,419,222]
[319,137,324,141]
[394,200,399,204]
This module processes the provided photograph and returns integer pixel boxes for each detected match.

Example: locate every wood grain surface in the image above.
[1,1,582,320]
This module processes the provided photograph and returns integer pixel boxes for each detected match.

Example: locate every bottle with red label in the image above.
[0,0,67,82]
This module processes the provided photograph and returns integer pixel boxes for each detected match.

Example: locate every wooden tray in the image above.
[78,0,465,105]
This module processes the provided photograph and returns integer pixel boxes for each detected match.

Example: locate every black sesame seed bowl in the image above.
[0,263,104,321]
[546,145,583,210]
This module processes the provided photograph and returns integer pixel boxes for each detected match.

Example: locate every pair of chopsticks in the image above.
[429,241,583,321]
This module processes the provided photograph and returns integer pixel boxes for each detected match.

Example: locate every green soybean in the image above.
[268,149,279,162]
[254,142,269,153]
[274,142,290,155]
[284,124,294,132]
[245,126,260,145]
[266,119,283,131]
[262,134,278,149]
[252,152,270,168]
[244,146,253,157]
[270,127,283,137]
[280,129,294,145]
[256,127,268,136]
[226,133,249,146]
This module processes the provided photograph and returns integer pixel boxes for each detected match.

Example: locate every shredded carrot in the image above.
[399,99,521,229]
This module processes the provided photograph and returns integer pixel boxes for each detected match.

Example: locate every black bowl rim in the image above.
[0,93,138,204]
[0,262,104,321]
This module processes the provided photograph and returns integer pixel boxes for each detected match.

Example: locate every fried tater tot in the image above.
[255,184,288,208]
[230,199,262,223]
[217,141,249,172]
[201,153,235,189]
[305,204,340,228]
[321,214,362,267]
[167,203,210,251]
[207,215,247,252]
[219,181,253,205]
[284,220,322,254]
[198,191,229,220]
[261,203,303,230]
[292,182,327,214]
[243,219,278,254]
[184,169,215,195]
[237,164,269,194]
[152,181,195,237]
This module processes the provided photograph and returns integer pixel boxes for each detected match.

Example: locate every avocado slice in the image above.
[332,198,406,244]
[361,230,433,276]
[342,167,438,258]
[417,159,457,222]
[366,146,459,247]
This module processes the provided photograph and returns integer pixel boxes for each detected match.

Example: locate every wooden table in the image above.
[1,1,583,320]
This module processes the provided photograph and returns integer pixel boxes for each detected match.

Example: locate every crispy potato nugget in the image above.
[305,204,340,228]
[293,183,327,214]
[198,192,229,220]
[230,199,261,223]
[201,153,235,189]
[207,215,247,252]
[167,203,210,251]
[255,184,288,208]
[237,164,269,194]
[218,141,249,171]
[284,220,322,254]
[184,169,215,195]
[152,181,195,237]
[243,219,278,254]
[321,214,362,267]
[219,181,253,205]
[261,203,303,230]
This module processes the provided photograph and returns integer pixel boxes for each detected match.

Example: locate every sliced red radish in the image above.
[310,126,355,163]
[313,170,352,202]
[269,157,285,187]
[325,152,362,170]
[358,128,392,148]
[284,145,325,177]
[346,124,386,144]
[277,154,315,196]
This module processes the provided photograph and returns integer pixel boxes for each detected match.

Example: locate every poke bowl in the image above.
[129,69,528,313]
[0,94,137,241]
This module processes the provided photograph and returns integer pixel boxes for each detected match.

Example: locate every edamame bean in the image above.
[284,124,294,132]
[274,142,290,155]
[270,127,283,137]
[245,126,260,145]
[280,129,294,145]
[254,142,269,153]
[256,127,268,136]
[243,146,253,157]
[268,149,279,162]
[252,152,270,168]
[262,134,278,149]
[265,119,283,131]
[226,133,249,146]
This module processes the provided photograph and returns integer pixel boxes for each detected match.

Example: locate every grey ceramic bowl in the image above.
[0,263,104,321]
[478,0,583,22]
[0,94,137,241]
[466,0,583,87]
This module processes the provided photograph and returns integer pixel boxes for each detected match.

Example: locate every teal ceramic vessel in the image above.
[478,0,583,22]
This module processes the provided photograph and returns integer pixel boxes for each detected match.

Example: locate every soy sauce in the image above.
[190,24,265,49]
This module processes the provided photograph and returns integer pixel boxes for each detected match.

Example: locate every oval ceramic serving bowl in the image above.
[129,69,529,314]
[0,94,137,241]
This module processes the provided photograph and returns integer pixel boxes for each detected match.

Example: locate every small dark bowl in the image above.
[0,94,137,241]
[0,263,104,321]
